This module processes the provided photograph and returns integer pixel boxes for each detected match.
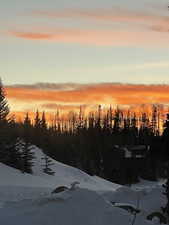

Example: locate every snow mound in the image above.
[0,188,134,225]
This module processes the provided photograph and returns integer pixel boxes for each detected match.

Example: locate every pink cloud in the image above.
[31,8,169,32]
[9,31,55,40]
[31,8,166,22]
[9,28,169,47]
[7,7,169,47]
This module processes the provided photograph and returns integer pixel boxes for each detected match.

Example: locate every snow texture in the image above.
[0,146,166,225]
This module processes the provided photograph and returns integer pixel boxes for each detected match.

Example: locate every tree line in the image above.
[0,79,169,184]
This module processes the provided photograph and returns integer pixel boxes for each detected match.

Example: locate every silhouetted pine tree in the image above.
[41,111,47,131]
[21,113,34,173]
[33,110,42,146]
[5,137,23,170]
[0,78,11,164]
[151,105,158,136]
[0,78,9,123]
[34,110,41,129]
[130,112,138,144]
[4,117,23,170]
[0,82,24,170]
[113,108,121,133]
[162,114,169,222]
[39,111,49,151]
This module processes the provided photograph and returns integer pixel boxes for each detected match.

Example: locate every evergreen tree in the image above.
[0,82,24,171]
[5,137,23,170]
[20,141,34,174]
[151,105,158,136]
[39,111,50,152]
[33,110,41,146]
[21,113,34,173]
[162,114,169,222]
[0,78,11,164]
[34,110,41,130]
[0,78,9,123]
[41,154,55,175]
[4,117,23,170]
[113,108,121,133]
[41,111,47,131]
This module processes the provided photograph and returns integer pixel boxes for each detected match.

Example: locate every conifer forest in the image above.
[1,78,169,185]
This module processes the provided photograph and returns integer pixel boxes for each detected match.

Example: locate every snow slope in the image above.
[0,146,166,225]
[32,146,121,191]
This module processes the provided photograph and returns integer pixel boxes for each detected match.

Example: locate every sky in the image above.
[1,0,169,118]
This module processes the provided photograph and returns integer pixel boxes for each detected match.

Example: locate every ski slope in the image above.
[0,146,166,225]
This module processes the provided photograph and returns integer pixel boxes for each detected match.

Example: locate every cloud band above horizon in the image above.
[6,7,169,47]
[5,83,169,117]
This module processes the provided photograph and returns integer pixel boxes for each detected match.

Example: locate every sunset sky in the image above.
[1,0,169,117]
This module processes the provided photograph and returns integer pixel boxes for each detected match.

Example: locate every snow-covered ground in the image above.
[0,146,166,225]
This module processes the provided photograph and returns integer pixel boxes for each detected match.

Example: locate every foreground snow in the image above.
[0,188,132,225]
[0,146,166,225]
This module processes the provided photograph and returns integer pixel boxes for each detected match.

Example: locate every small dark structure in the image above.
[104,145,149,184]
[116,145,149,159]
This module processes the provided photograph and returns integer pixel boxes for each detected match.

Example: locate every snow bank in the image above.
[0,145,165,225]
[0,188,144,225]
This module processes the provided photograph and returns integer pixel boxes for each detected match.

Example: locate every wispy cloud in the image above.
[8,27,169,47]
[7,6,169,47]
[7,82,86,91]
[9,31,54,40]
[31,8,168,23]
[130,61,169,70]
[31,8,169,33]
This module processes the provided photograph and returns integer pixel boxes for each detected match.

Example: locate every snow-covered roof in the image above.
[113,145,148,158]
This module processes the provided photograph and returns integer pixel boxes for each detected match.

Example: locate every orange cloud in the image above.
[6,83,169,110]
[9,31,54,40]
[6,83,169,123]
[8,28,169,47]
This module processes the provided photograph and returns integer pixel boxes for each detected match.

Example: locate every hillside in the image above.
[0,146,166,225]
